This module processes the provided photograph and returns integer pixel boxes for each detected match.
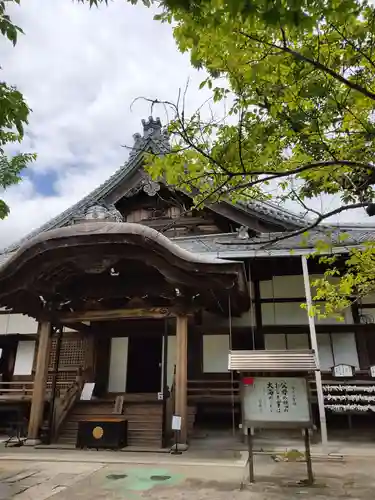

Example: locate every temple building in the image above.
[0,117,374,449]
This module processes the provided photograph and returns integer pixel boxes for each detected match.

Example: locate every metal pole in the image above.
[228,295,236,437]
[247,429,255,483]
[301,255,328,452]
[304,428,314,485]
[47,324,63,444]
[161,318,169,448]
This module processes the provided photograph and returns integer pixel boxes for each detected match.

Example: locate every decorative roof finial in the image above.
[128,117,169,160]
[236,226,250,240]
[73,204,123,224]
[141,116,162,139]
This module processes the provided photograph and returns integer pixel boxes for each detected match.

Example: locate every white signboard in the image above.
[370,366,375,378]
[172,415,182,431]
[80,382,95,401]
[332,364,354,378]
[243,377,311,425]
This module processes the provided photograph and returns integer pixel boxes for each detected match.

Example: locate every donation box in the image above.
[76,418,128,450]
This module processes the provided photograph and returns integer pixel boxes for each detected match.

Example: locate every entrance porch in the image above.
[0,217,248,449]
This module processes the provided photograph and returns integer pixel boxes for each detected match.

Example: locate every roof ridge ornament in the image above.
[129,116,169,160]
[142,116,162,136]
[143,178,160,197]
[73,203,123,224]
[236,226,250,240]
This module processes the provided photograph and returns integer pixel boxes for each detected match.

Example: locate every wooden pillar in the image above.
[83,334,95,381]
[253,279,265,349]
[175,314,188,444]
[27,321,51,441]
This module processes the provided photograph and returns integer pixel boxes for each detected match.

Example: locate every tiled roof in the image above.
[0,225,372,269]
[238,199,306,228]
[1,117,170,254]
[170,225,375,257]
[0,116,352,255]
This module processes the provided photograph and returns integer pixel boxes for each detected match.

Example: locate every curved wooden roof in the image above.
[0,222,249,317]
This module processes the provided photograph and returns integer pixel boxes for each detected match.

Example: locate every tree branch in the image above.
[206,160,375,194]
[329,22,375,71]
[218,202,370,246]
[238,31,375,102]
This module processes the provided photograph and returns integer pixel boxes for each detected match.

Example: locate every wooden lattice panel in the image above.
[49,337,85,369]
[45,335,86,396]
[47,371,78,396]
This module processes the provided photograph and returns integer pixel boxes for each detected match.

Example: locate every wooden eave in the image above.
[0,222,249,317]
[105,174,302,233]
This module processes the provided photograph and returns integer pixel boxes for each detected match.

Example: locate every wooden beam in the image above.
[59,307,175,323]
[27,320,51,441]
[175,314,188,445]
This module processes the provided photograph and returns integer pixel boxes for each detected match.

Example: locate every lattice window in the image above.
[46,371,77,396]
[49,337,85,368]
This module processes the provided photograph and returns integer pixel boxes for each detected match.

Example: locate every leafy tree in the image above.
[81,0,375,317]
[0,0,36,219]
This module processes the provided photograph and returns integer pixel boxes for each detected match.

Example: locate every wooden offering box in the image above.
[76,417,128,450]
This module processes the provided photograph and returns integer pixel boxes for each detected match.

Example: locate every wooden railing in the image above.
[52,369,87,440]
[0,381,34,399]
[187,379,241,403]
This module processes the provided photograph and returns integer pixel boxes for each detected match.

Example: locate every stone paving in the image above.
[0,460,103,499]
[0,452,374,499]
[51,458,375,500]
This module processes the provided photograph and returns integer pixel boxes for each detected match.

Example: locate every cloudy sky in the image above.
[0,0,371,249]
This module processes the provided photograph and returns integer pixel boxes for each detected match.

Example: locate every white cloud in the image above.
[0,0,373,250]
[0,0,212,247]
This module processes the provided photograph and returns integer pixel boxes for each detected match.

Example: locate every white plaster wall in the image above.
[0,315,9,334]
[262,302,307,325]
[260,275,353,324]
[260,275,306,299]
[0,316,88,335]
[13,341,36,375]
[107,337,129,393]
[203,334,230,373]
[261,302,352,325]
[264,333,309,350]
[7,315,38,334]
[265,332,358,371]
[0,313,38,335]
[360,293,375,304]
[287,333,309,349]
[166,336,176,389]
[332,333,359,368]
[260,274,335,299]
[264,333,287,350]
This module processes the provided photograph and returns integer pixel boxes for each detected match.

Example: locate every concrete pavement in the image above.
[0,453,374,499]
